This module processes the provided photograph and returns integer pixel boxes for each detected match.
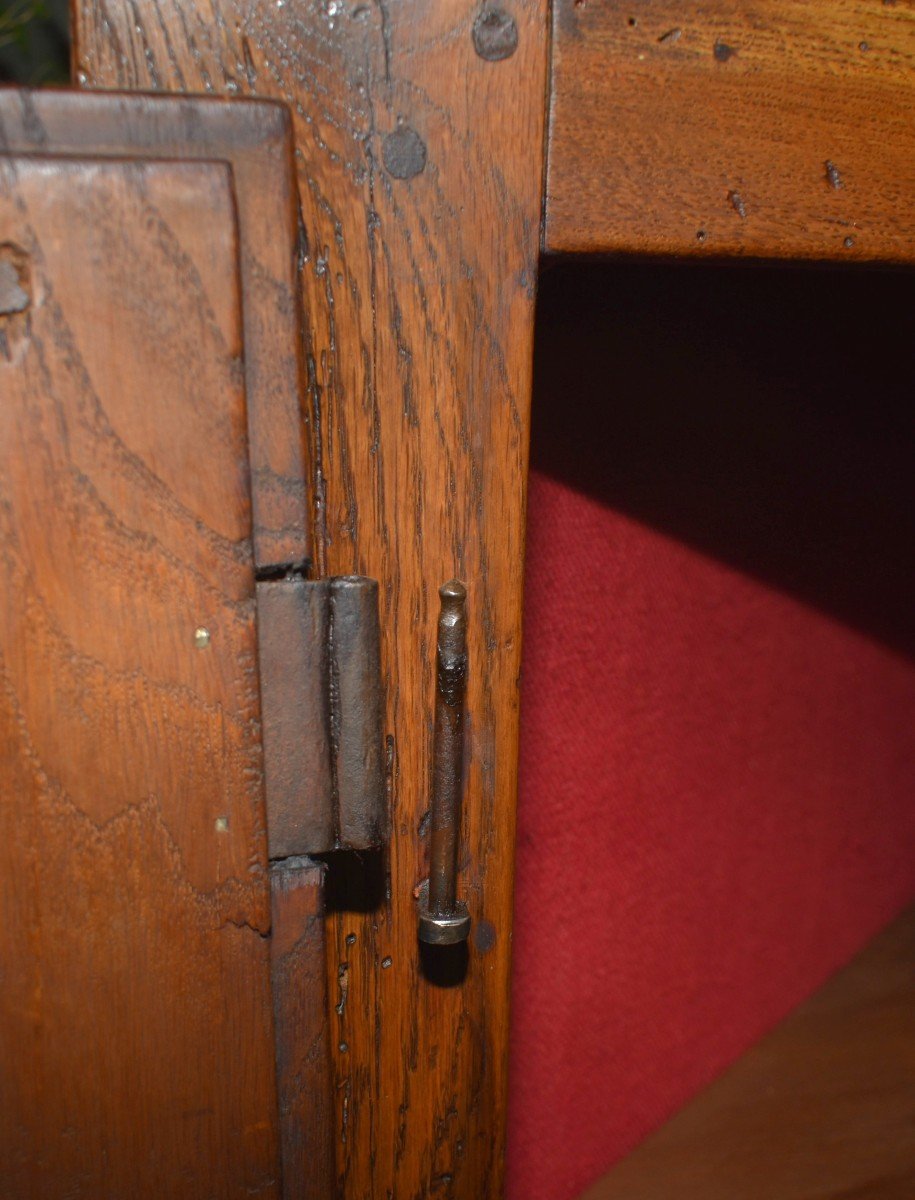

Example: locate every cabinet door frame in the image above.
[69,0,915,1195]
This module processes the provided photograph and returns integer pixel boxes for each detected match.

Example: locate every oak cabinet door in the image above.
[0,153,281,1197]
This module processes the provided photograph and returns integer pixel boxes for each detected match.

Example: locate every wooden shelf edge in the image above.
[582,904,915,1200]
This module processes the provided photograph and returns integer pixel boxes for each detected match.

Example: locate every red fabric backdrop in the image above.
[506,262,915,1200]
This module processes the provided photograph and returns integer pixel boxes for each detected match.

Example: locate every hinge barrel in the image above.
[329,577,386,849]
[257,574,385,857]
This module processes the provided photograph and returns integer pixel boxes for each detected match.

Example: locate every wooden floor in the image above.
[583,905,915,1200]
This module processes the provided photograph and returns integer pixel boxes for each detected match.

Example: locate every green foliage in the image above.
[0,0,69,84]
[0,2,43,50]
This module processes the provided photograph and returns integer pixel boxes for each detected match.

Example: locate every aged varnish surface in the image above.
[0,155,280,1194]
[72,1,550,1195]
[546,0,915,260]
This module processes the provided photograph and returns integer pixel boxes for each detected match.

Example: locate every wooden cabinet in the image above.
[2,0,914,1195]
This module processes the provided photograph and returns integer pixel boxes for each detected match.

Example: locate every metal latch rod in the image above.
[418,580,471,946]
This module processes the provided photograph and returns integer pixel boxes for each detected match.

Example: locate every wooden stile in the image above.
[270,858,336,1200]
[72,1,551,1194]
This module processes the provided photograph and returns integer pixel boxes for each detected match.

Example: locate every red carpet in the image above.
[508,476,915,1200]
[506,262,915,1200]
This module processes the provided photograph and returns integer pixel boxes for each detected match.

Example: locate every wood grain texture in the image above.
[547,0,915,260]
[0,156,279,1194]
[0,86,310,570]
[582,905,915,1200]
[72,2,550,1194]
[0,87,332,868]
[270,858,336,1200]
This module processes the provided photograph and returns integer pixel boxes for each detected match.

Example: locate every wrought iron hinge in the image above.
[256,572,385,857]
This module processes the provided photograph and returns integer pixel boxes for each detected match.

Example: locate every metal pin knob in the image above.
[418,580,471,946]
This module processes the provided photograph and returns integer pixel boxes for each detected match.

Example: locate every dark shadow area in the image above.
[0,1,69,84]
[322,848,468,986]
[419,938,469,988]
[319,847,388,914]
[531,258,915,660]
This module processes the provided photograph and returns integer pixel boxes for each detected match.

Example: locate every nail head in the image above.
[381,126,427,180]
[472,7,519,61]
